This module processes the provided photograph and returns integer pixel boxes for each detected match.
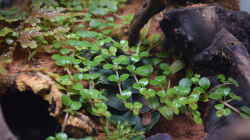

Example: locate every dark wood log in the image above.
[160,5,250,63]
[128,0,165,46]
[197,29,250,140]
[128,0,240,46]
[160,5,250,140]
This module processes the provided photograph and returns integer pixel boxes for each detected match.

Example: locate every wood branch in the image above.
[128,0,165,46]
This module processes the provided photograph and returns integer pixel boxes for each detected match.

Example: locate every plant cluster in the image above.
[1,0,250,139]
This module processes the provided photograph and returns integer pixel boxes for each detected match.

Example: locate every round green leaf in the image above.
[72,83,84,90]
[60,48,71,55]
[46,136,55,140]
[70,101,82,111]
[135,64,153,77]
[179,78,192,88]
[113,55,130,65]
[62,95,72,106]
[103,64,113,70]
[127,65,136,72]
[150,76,166,86]
[199,77,211,89]
[120,74,129,81]
[56,133,68,140]
[108,74,119,82]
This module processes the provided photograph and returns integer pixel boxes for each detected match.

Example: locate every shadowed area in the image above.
[0,90,60,140]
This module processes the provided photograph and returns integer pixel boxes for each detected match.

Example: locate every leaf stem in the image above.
[133,74,139,83]
[220,101,241,114]
[209,83,234,93]
[116,71,123,94]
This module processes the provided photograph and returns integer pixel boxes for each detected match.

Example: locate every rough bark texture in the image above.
[128,0,240,46]
[160,5,250,64]
[160,5,250,140]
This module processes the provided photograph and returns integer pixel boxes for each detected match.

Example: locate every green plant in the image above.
[2,0,249,139]
[47,132,93,140]
[104,121,144,140]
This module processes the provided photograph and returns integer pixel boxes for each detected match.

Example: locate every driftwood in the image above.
[0,72,97,139]
[128,0,240,46]
[160,5,250,139]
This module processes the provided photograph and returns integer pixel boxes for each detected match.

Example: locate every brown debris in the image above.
[15,72,62,117]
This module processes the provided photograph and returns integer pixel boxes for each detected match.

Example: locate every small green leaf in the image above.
[109,46,117,56]
[127,65,136,72]
[135,65,153,77]
[217,74,226,82]
[150,76,166,86]
[108,74,119,82]
[228,77,239,87]
[58,75,73,85]
[113,55,130,65]
[170,60,185,74]
[103,64,113,70]
[167,88,177,96]
[199,77,211,89]
[67,40,92,49]
[189,103,198,110]
[120,74,129,81]
[158,106,173,120]
[131,55,140,63]
[120,90,132,98]
[188,94,200,103]
[192,111,202,124]
[229,93,242,101]
[62,95,72,106]
[70,101,82,111]
[76,30,100,38]
[56,132,68,140]
[73,73,84,81]
[138,78,149,86]
[148,97,160,109]
[240,106,250,115]
[224,108,232,116]
[139,51,149,57]
[46,136,55,140]
[179,78,192,88]
[191,74,201,84]
[0,27,13,37]
[60,48,71,55]
[140,88,156,99]
[175,86,191,96]
[209,91,224,100]
[215,104,224,110]
[83,73,100,80]
[72,83,84,90]
[157,90,167,97]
